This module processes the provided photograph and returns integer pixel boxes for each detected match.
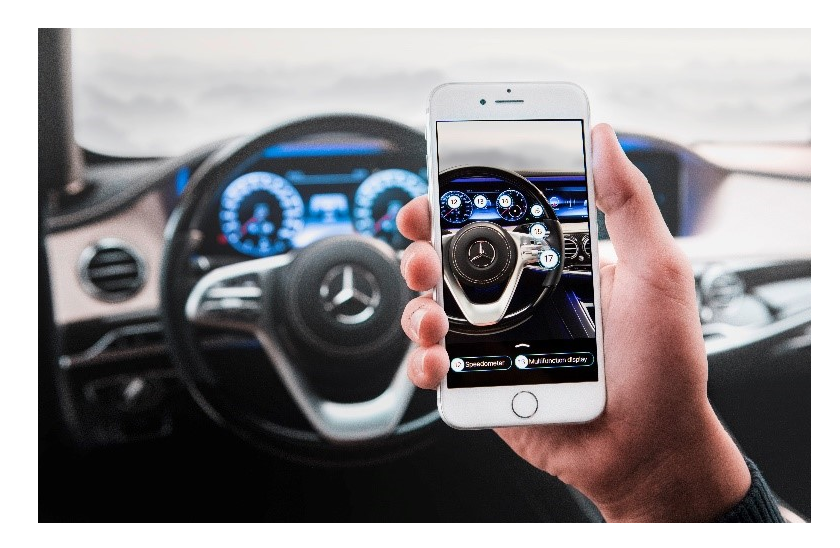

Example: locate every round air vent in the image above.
[581,234,592,258]
[79,239,146,302]
[563,234,579,261]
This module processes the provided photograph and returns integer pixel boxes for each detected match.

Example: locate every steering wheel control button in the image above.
[190,274,264,331]
[514,352,595,370]
[529,223,547,239]
[511,391,538,419]
[538,248,560,270]
[450,356,511,372]
[448,222,516,286]
[530,204,544,217]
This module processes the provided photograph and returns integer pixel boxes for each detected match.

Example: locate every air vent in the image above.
[563,235,579,261]
[581,234,592,258]
[79,239,145,302]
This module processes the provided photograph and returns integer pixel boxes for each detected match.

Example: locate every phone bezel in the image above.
[428,82,606,428]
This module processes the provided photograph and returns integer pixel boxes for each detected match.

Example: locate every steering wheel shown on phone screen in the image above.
[439,166,565,336]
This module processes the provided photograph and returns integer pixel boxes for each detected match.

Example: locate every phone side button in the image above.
[511,391,538,419]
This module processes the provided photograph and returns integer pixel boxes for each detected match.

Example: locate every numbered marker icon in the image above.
[539,248,560,269]
[529,223,547,239]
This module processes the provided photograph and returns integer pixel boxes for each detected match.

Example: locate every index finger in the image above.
[397,195,432,242]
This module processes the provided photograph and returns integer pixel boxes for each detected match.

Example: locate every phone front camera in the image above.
[479,99,486,105]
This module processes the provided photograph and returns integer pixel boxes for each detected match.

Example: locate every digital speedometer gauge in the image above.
[440,191,473,224]
[496,189,528,222]
[354,169,427,249]
[219,172,304,257]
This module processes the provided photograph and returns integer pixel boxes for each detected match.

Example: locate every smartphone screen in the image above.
[436,119,598,389]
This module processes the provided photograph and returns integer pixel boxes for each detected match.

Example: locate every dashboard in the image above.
[47,130,696,330]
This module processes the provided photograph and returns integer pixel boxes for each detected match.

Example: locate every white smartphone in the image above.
[428,82,606,428]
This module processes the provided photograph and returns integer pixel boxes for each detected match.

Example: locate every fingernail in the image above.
[400,250,411,278]
[411,348,425,378]
[410,307,427,338]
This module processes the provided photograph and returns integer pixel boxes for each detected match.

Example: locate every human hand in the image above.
[396,124,750,522]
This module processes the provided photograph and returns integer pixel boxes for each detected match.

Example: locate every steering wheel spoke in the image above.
[184,241,416,443]
[257,331,415,443]
[185,254,293,332]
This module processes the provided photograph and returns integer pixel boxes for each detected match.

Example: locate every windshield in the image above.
[71,29,810,157]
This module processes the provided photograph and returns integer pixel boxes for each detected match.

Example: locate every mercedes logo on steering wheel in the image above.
[319,264,382,325]
[467,239,496,269]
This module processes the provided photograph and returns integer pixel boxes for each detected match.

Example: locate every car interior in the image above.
[39,29,810,522]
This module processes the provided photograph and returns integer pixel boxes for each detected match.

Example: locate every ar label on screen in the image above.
[539,248,560,269]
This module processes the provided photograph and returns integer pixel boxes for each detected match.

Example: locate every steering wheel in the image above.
[440,166,564,335]
[160,115,441,464]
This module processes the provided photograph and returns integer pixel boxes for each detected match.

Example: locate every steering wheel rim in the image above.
[160,114,442,464]
[439,166,564,335]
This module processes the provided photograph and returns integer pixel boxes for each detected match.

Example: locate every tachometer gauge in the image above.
[219,172,304,257]
[440,191,473,225]
[496,189,527,222]
[354,169,427,249]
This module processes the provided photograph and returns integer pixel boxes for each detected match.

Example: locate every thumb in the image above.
[592,124,677,272]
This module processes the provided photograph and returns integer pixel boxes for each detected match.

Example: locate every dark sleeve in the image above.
[715,457,785,523]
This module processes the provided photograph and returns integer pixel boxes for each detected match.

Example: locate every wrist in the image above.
[596,403,751,522]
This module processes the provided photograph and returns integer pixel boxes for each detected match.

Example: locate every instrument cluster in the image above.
[438,174,590,230]
[202,141,427,258]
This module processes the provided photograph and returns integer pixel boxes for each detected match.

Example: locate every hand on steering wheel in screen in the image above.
[396,124,751,522]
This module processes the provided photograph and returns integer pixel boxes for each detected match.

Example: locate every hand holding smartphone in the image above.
[404,88,751,521]
[427,83,606,428]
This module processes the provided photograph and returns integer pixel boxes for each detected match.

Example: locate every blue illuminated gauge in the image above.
[440,191,474,224]
[496,189,527,222]
[219,172,304,257]
[354,169,427,249]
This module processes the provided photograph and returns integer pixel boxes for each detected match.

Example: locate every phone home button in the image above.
[511,391,538,419]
